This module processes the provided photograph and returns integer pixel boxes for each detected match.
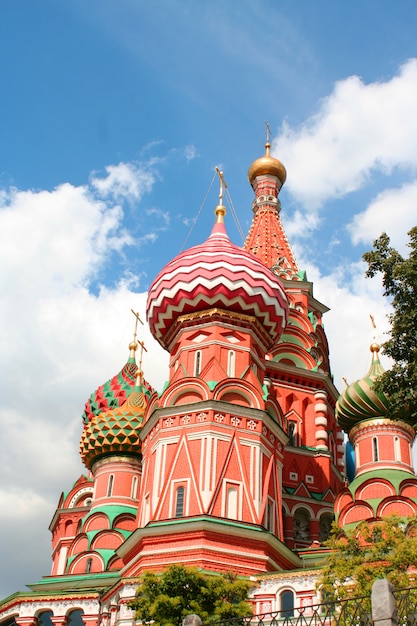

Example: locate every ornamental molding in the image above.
[350,418,416,440]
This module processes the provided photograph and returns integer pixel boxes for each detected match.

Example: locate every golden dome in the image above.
[248,141,287,185]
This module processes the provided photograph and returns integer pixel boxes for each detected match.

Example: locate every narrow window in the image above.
[226,486,238,518]
[355,442,360,467]
[288,421,297,447]
[85,557,92,573]
[131,476,138,499]
[394,436,401,461]
[373,437,379,462]
[107,474,114,497]
[280,590,294,617]
[265,500,274,533]
[194,350,202,376]
[175,486,185,517]
[227,350,236,377]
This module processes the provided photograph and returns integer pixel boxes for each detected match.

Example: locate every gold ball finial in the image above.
[129,340,138,358]
[214,204,226,223]
[248,141,287,185]
[370,342,380,353]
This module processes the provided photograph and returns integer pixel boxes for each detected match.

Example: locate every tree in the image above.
[129,564,254,626]
[363,226,417,423]
[319,516,417,602]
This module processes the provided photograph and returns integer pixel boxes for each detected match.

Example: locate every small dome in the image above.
[82,344,153,424]
[248,141,287,186]
[336,344,390,433]
[80,382,147,470]
[147,208,288,350]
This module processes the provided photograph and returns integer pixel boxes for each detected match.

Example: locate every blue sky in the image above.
[1,0,417,600]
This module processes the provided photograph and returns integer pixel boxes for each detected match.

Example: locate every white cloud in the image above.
[0,165,169,599]
[275,59,417,209]
[311,263,392,388]
[348,180,417,253]
[91,161,156,202]
[184,144,198,161]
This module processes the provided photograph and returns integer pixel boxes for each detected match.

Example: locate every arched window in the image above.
[288,421,297,447]
[280,590,294,618]
[107,474,114,497]
[319,512,333,543]
[175,486,185,517]
[265,499,274,533]
[394,436,401,461]
[373,437,379,462]
[226,486,238,519]
[67,610,85,626]
[85,557,92,573]
[293,508,310,542]
[355,442,360,467]
[37,612,54,626]
[131,475,138,499]
[227,351,236,377]
[194,351,202,376]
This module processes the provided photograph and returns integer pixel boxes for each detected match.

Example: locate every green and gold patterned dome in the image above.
[336,343,390,433]
[80,372,147,470]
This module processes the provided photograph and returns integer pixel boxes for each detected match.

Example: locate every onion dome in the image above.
[80,370,147,470]
[248,141,287,187]
[147,204,288,351]
[82,341,153,424]
[336,343,390,433]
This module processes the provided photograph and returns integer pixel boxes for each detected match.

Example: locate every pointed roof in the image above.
[244,142,299,277]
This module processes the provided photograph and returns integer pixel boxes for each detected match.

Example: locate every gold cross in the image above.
[131,309,144,343]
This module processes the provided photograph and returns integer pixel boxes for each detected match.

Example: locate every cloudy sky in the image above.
[1,0,417,600]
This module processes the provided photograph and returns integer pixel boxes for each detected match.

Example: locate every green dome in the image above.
[80,382,147,470]
[336,344,390,433]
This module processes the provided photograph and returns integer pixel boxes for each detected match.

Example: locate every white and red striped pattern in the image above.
[147,223,288,349]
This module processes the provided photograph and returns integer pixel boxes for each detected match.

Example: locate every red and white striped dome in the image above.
[146,209,288,350]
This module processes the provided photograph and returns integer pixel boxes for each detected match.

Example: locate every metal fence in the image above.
[393,586,417,625]
[210,585,417,626]
[212,596,372,626]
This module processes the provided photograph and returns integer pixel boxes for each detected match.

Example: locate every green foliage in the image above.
[129,564,253,626]
[319,516,417,602]
[363,227,417,422]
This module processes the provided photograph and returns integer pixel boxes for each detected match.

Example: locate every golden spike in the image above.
[137,339,148,386]
[370,314,376,329]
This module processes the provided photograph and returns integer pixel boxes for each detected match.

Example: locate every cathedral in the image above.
[2,140,417,625]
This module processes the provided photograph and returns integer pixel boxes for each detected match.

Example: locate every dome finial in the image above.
[136,339,147,387]
[211,166,227,228]
[130,309,144,358]
[214,166,227,223]
[265,120,272,143]
[248,126,287,186]
[264,120,273,156]
[369,314,380,360]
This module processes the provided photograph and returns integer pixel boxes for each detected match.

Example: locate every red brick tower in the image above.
[244,141,345,549]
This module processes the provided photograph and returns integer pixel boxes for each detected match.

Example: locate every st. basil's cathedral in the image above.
[2,140,417,625]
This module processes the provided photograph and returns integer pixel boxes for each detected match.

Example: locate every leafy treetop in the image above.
[129,564,254,626]
[363,226,417,424]
[319,516,417,601]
